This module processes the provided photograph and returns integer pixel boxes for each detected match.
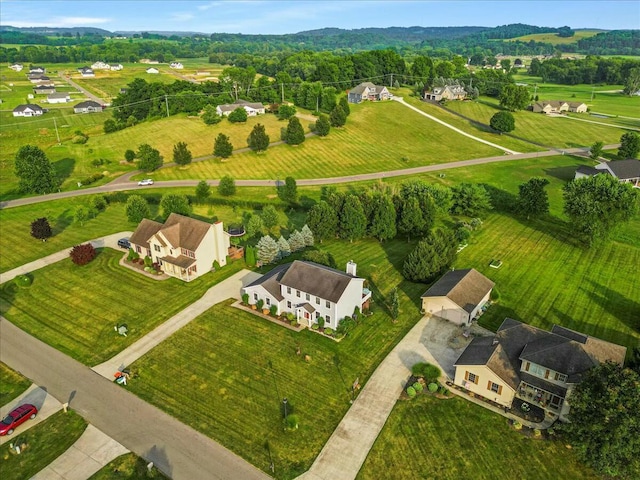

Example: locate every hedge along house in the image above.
[128,213,230,282]
[421,269,495,325]
[453,318,626,421]
[242,260,371,330]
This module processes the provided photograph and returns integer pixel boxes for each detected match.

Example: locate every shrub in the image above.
[127,248,139,261]
[124,149,136,162]
[290,319,298,327]
[413,382,424,393]
[406,386,417,398]
[513,421,523,430]
[284,414,299,431]
[144,256,153,267]
[228,107,248,123]
[70,243,97,265]
[14,274,32,287]
[269,305,278,316]
[317,317,325,329]
[256,299,264,311]
[242,293,249,305]
[428,383,439,393]
[286,312,295,321]
[490,288,500,301]
[311,323,319,331]
[534,429,542,438]
[324,327,333,336]
[72,134,88,144]
[91,195,107,212]
[412,362,441,382]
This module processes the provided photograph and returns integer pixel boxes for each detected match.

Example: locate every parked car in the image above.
[117,238,130,249]
[0,404,38,436]
[138,179,154,186]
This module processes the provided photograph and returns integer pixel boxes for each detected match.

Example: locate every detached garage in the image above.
[421,269,494,325]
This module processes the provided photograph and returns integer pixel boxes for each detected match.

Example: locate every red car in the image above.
[0,404,38,436]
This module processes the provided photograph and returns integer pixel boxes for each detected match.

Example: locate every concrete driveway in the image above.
[0,385,62,445]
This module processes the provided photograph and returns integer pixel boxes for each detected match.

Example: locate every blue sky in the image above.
[1,1,638,34]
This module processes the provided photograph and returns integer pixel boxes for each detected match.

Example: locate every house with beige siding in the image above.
[454,318,626,420]
[347,82,391,103]
[421,269,494,325]
[128,213,230,281]
[242,260,371,330]
[423,84,466,101]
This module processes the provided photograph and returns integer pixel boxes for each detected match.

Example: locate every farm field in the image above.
[357,395,600,480]
[444,97,632,148]
[0,361,31,405]
[0,410,87,480]
[0,249,245,365]
[127,237,426,480]
[144,101,503,182]
[505,29,604,45]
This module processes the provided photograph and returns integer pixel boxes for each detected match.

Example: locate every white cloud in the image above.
[171,13,195,21]
[4,16,112,28]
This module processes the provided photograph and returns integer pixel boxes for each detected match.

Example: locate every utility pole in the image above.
[164,95,170,118]
[590,87,595,102]
[533,84,538,100]
[281,83,284,103]
[390,73,393,88]
[53,117,60,144]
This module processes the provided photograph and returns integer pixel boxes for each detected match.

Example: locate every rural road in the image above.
[0,317,271,480]
[1,145,615,210]
[60,75,108,105]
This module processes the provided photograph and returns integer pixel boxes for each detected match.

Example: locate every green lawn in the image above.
[145,101,502,182]
[127,238,426,480]
[444,98,630,148]
[0,362,31,405]
[88,453,169,480]
[0,249,245,365]
[357,395,600,480]
[506,30,603,45]
[0,410,87,480]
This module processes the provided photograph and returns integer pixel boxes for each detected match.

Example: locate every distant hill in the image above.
[0,25,112,35]
[296,26,489,40]
[506,29,605,45]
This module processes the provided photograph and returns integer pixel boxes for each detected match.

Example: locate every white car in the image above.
[138,179,154,186]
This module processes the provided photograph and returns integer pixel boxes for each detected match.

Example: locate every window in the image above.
[529,363,548,378]
[306,293,310,301]
[325,300,330,308]
[154,245,161,252]
[296,290,301,298]
[325,315,330,324]
[315,297,320,305]
[488,381,502,394]
[266,298,271,306]
[253,293,258,301]
[465,371,478,385]
[557,374,567,382]
[315,312,320,319]
[287,287,291,294]
[287,301,291,309]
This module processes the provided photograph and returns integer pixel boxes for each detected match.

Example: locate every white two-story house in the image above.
[128,213,230,281]
[242,260,371,330]
[454,318,626,420]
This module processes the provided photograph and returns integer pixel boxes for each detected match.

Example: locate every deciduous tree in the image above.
[623,67,640,96]
[218,175,236,196]
[517,177,550,219]
[490,111,515,133]
[195,180,210,203]
[74,206,88,227]
[618,131,640,159]
[70,243,97,266]
[202,105,222,125]
[228,107,248,123]
[124,149,136,162]
[562,362,640,479]
[160,193,192,218]
[30,217,52,241]
[261,205,279,231]
[277,104,296,120]
[136,144,163,172]
[125,195,150,223]
[563,174,639,245]
[450,183,492,217]
[213,133,233,158]
[14,145,56,194]
[247,123,270,152]
[173,141,192,165]
[589,140,604,160]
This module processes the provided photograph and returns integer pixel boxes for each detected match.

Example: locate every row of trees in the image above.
[529,56,640,86]
[256,225,314,265]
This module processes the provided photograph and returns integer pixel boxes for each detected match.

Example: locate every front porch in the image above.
[516,381,564,417]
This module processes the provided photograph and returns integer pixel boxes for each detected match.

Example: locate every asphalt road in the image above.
[0,317,271,480]
[0,145,614,210]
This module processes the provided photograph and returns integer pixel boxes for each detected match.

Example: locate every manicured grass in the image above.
[0,249,245,365]
[0,362,31,405]
[444,98,629,148]
[506,30,603,45]
[146,101,502,182]
[357,395,600,480]
[88,453,169,480]
[0,410,87,480]
[127,238,425,479]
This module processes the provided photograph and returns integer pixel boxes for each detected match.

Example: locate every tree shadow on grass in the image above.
[52,157,75,188]
[582,279,640,335]
[543,165,584,182]
[53,209,73,236]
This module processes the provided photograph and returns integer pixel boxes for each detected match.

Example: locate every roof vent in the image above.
[492,338,499,346]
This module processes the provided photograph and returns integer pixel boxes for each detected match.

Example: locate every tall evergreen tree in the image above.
[402,229,458,283]
[339,96,351,116]
[173,141,192,165]
[279,177,298,204]
[247,123,270,152]
[369,194,397,242]
[288,230,306,252]
[261,205,279,231]
[619,131,640,159]
[14,145,56,194]
[218,175,236,196]
[285,117,305,145]
[300,224,314,246]
[257,235,279,264]
[340,194,367,242]
[329,104,347,127]
[277,236,291,258]
[125,195,150,223]
[307,201,338,243]
[213,133,233,158]
[315,114,331,137]
[137,144,163,172]
[398,196,426,241]
[195,180,210,203]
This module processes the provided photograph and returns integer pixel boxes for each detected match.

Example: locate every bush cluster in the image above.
[70,243,97,265]
[81,173,104,186]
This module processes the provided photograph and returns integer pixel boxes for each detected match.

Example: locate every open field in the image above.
[0,362,31,405]
[357,395,600,480]
[144,101,502,182]
[0,410,87,480]
[89,453,169,480]
[0,249,245,365]
[444,97,632,148]
[505,30,604,45]
[128,237,426,479]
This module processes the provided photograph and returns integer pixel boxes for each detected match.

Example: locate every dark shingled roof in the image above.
[159,213,214,251]
[350,82,386,95]
[245,264,290,302]
[75,100,101,109]
[575,165,602,176]
[421,269,495,314]
[279,260,358,303]
[603,159,640,180]
[519,372,568,397]
[455,318,627,393]
[159,254,196,269]
[129,218,163,249]
[13,104,44,113]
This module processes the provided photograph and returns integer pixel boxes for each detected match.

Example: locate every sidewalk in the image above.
[0,385,62,445]
[92,269,262,377]
[298,316,439,480]
[31,425,128,480]
[0,232,132,285]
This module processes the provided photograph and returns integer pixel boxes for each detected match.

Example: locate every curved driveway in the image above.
[0,145,611,210]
